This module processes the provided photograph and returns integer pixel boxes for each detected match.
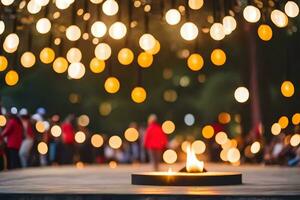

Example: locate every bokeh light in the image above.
[202,125,214,139]
[124,128,139,142]
[109,135,122,149]
[163,149,177,164]
[162,120,175,134]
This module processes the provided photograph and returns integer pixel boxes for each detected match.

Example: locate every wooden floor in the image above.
[0,163,299,199]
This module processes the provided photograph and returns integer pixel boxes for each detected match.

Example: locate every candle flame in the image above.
[186,144,204,173]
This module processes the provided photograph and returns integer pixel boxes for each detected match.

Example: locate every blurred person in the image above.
[61,114,75,164]
[0,136,6,170]
[48,115,62,165]
[144,114,168,171]
[288,147,300,167]
[0,111,23,169]
[19,109,34,168]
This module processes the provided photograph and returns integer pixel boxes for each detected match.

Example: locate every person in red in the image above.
[0,112,23,169]
[144,114,168,171]
[61,114,75,164]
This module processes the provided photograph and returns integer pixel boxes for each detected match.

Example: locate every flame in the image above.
[186,144,204,173]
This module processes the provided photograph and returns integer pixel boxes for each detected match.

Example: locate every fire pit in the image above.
[131,145,242,186]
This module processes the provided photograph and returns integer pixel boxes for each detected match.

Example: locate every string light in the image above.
[187,53,204,71]
[5,70,19,86]
[257,24,273,41]
[109,22,127,40]
[210,23,225,41]
[211,49,226,66]
[91,21,107,38]
[146,40,160,55]
[188,0,203,10]
[165,9,181,25]
[109,135,122,149]
[104,77,120,93]
[27,0,42,14]
[243,5,261,23]
[131,87,147,103]
[222,16,237,35]
[162,120,175,134]
[40,47,55,64]
[234,87,249,103]
[163,149,177,164]
[66,25,81,41]
[1,0,15,6]
[68,62,85,79]
[91,134,104,148]
[20,52,36,68]
[36,18,51,34]
[124,128,139,142]
[137,52,153,68]
[95,43,111,60]
[89,57,105,73]
[180,22,198,41]
[67,47,82,63]
[285,1,299,18]
[139,34,156,51]
[3,33,19,53]
[118,48,134,65]
[0,20,5,35]
[0,56,8,71]
[53,57,68,73]
[102,0,119,16]
[281,81,295,97]
[271,9,288,28]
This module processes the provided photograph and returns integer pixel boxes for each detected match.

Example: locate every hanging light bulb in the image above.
[222,16,237,35]
[137,52,153,68]
[210,23,225,41]
[0,20,5,35]
[1,0,14,6]
[102,0,119,16]
[95,43,111,60]
[257,24,272,41]
[27,0,42,14]
[20,51,36,68]
[187,53,204,71]
[66,47,82,63]
[139,34,156,51]
[131,87,147,103]
[285,1,299,18]
[104,77,120,94]
[271,9,288,28]
[68,62,85,79]
[36,18,51,34]
[0,56,8,71]
[66,25,81,41]
[118,48,134,65]
[109,21,127,40]
[3,33,19,53]
[243,5,261,23]
[281,81,295,97]
[180,22,198,41]
[5,70,19,86]
[211,49,226,66]
[91,21,107,38]
[53,57,68,73]
[188,0,204,10]
[146,40,160,55]
[165,9,181,25]
[89,57,105,73]
[40,47,55,64]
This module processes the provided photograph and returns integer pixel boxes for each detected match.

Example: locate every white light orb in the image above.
[222,16,237,35]
[91,21,107,38]
[36,18,51,34]
[55,0,70,10]
[20,51,36,68]
[95,43,111,60]
[243,5,261,23]
[165,9,181,25]
[234,87,250,103]
[139,33,156,51]
[102,0,119,16]
[68,62,85,79]
[90,0,103,4]
[1,0,14,6]
[271,9,288,28]
[34,0,49,6]
[0,21,5,35]
[3,33,19,53]
[180,22,198,41]
[27,0,42,14]
[210,23,225,41]
[66,48,82,63]
[188,0,204,10]
[109,21,127,40]
[285,1,299,18]
[66,25,81,41]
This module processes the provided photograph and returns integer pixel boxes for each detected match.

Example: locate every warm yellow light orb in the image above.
[271,9,288,28]
[218,112,231,124]
[118,48,134,65]
[51,125,62,137]
[0,20,5,35]
[75,131,86,143]
[0,115,7,127]
[180,22,198,41]
[89,57,105,73]
[102,0,119,16]
[104,77,120,94]
[211,49,226,66]
[139,34,156,51]
[137,52,153,68]
[68,62,85,79]
[292,113,300,125]
[109,21,127,40]
[66,25,81,41]
[227,147,240,163]
[281,81,294,97]
[165,9,181,25]
[40,47,55,64]
[0,56,8,71]
[191,140,206,154]
[188,0,203,10]
[3,33,19,53]
[257,24,273,41]
[202,125,214,139]
[91,134,104,148]
[1,0,14,6]
[37,142,48,155]
[95,43,111,60]
[215,131,228,145]
[290,134,300,147]
[131,86,147,103]
[109,135,122,149]
[187,53,204,71]
[250,141,261,154]
[91,21,107,38]
[222,16,237,35]
[162,120,175,134]
[285,1,299,18]
[210,23,225,41]
[36,18,51,34]
[5,70,19,86]
[163,149,177,164]
[20,51,36,68]
[234,87,250,103]
[146,40,160,55]
[271,123,281,135]
[53,57,68,73]
[243,5,261,23]
[66,47,82,63]
[124,128,139,142]
[278,116,289,129]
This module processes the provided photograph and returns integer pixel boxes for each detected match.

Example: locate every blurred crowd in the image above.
[0,106,299,171]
